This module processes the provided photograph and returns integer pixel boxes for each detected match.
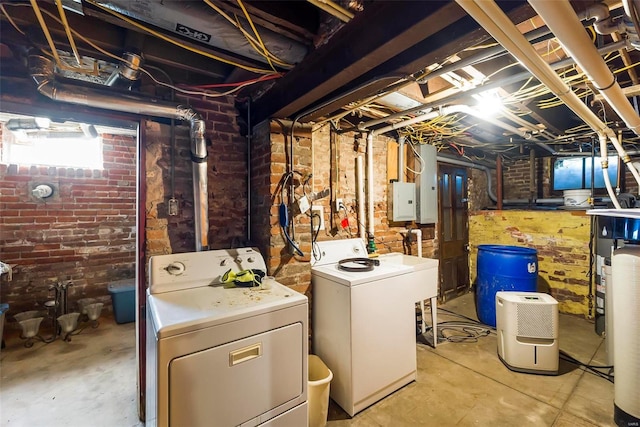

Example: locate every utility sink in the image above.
[377,253,439,270]
[377,252,439,344]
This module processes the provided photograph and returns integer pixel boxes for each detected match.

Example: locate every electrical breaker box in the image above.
[416,144,438,224]
[389,182,416,221]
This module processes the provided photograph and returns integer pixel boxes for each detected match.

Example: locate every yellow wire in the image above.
[202,0,290,68]
[29,0,63,67]
[0,4,25,35]
[614,61,640,74]
[83,0,274,74]
[587,25,596,43]
[236,0,275,71]
[54,0,81,65]
[463,42,499,51]
[230,14,290,68]
[5,3,277,98]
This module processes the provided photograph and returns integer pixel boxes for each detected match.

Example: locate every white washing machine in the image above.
[311,239,420,416]
[146,248,308,427]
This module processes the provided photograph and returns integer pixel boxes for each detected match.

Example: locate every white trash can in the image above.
[308,354,333,427]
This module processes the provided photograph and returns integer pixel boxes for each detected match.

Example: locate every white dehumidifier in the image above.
[496,291,559,375]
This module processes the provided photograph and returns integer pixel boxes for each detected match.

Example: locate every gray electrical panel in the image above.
[416,144,438,224]
[390,182,416,221]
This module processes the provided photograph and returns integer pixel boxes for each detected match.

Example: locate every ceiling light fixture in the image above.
[473,90,503,117]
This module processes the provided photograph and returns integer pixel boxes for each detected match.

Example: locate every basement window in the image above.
[1,120,103,169]
[552,156,619,191]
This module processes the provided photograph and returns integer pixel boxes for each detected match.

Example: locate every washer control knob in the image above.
[247,257,255,263]
[165,262,185,275]
[235,257,243,264]
[220,259,229,266]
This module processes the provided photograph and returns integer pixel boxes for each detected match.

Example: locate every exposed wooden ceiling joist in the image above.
[250,1,470,124]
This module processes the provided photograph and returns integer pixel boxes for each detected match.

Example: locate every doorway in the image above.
[0,109,143,420]
[438,164,470,301]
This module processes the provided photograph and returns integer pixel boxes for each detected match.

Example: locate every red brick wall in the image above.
[468,156,553,209]
[0,131,137,314]
[250,120,437,298]
[144,93,248,259]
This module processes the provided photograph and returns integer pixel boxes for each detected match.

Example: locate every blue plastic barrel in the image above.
[476,245,538,327]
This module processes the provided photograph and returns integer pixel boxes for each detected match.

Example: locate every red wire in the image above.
[451,142,464,156]
[185,73,283,89]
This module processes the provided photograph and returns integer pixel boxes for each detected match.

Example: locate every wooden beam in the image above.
[251,1,465,123]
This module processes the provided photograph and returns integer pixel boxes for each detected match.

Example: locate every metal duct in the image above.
[29,54,209,252]
[106,52,143,90]
[94,0,307,67]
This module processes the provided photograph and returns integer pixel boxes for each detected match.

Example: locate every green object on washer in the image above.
[221,269,265,287]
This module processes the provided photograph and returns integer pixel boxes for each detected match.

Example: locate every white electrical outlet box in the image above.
[298,196,310,214]
[335,198,343,211]
[311,206,325,231]
[389,182,416,221]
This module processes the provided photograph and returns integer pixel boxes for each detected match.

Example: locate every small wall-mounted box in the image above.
[389,181,416,222]
[416,144,438,224]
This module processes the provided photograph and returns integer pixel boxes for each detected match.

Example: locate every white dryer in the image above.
[146,248,308,427]
[311,239,418,416]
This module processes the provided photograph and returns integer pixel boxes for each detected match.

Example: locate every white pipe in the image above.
[403,228,423,258]
[529,0,640,189]
[579,3,625,35]
[455,0,622,209]
[599,134,622,209]
[370,104,532,139]
[398,136,405,183]
[529,0,640,135]
[415,228,423,258]
[366,133,375,237]
[356,154,366,240]
[371,110,439,136]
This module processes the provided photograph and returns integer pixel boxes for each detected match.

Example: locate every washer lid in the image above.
[311,261,412,286]
[148,282,307,338]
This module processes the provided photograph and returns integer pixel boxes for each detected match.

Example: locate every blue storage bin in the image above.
[108,279,135,324]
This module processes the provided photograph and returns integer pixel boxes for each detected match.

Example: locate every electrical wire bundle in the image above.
[0,1,284,99]
[422,307,495,344]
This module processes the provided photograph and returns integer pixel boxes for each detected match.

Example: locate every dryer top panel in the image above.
[148,281,307,338]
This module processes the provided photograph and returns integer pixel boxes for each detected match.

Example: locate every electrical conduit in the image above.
[366,133,375,238]
[356,154,366,240]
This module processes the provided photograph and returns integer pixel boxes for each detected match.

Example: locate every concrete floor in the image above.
[1,314,143,427]
[326,293,615,427]
[0,292,614,426]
